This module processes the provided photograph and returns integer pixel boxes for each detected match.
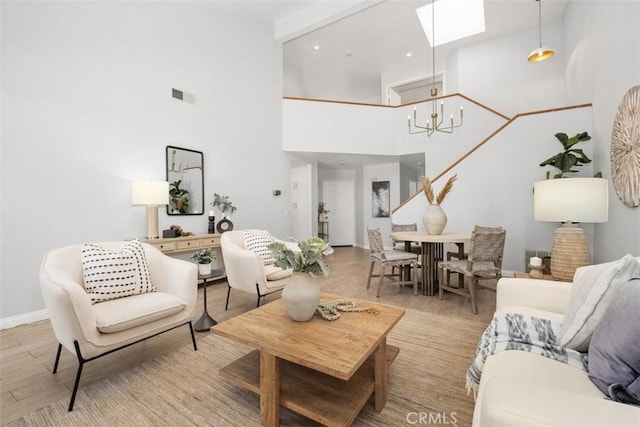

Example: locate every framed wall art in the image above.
[372,181,390,218]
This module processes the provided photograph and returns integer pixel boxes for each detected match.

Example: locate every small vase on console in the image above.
[423,203,447,235]
[282,272,321,321]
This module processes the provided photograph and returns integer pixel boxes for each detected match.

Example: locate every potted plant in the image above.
[420,174,457,235]
[268,237,334,321]
[539,132,602,179]
[211,193,237,218]
[191,248,215,275]
[169,180,190,214]
[318,202,330,221]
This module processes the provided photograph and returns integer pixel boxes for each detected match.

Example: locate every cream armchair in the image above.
[40,241,198,411]
[221,230,297,309]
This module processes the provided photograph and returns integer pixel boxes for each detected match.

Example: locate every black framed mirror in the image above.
[166,146,204,215]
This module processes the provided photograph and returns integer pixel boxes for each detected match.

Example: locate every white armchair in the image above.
[221,230,297,309]
[40,241,198,411]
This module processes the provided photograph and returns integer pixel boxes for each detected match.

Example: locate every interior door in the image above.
[322,180,355,246]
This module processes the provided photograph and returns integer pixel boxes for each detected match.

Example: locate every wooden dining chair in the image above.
[437,227,506,313]
[391,223,421,253]
[366,228,419,297]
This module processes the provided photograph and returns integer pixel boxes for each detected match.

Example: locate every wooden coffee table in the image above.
[212,294,405,426]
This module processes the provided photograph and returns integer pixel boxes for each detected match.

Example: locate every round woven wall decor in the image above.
[611,85,640,208]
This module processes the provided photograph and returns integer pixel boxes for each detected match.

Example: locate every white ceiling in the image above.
[205,0,568,81]
[203,0,569,169]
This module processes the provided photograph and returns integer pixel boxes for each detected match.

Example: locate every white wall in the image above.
[454,20,565,116]
[1,2,289,321]
[283,99,396,155]
[563,0,640,262]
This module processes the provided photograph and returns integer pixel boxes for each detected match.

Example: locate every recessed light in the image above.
[312,45,320,51]
[406,52,413,58]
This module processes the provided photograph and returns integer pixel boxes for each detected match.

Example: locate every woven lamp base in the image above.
[550,222,590,282]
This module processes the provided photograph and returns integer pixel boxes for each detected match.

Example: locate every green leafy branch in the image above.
[539,132,601,179]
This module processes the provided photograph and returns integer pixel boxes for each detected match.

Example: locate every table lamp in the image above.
[533,177,608,281]
[132,180,169,239]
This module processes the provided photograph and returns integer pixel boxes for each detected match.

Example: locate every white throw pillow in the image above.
[81,240,155,304]
[244,230,276,265]
[559,254,640,351]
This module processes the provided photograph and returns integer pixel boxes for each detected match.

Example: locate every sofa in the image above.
[472,255,640,427]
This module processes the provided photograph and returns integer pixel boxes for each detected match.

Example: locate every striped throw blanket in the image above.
[466,313,588,398]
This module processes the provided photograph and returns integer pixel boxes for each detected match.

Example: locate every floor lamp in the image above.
[533,178,608,281]
[132,180,169,239]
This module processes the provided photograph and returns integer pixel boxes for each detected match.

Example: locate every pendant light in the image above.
[528,0,554,62]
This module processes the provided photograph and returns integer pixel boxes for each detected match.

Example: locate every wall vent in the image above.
[171,87,195,105]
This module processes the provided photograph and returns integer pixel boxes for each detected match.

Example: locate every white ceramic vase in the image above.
[423,203,447,235]
[198,263,212,276]
[282,272,321,321]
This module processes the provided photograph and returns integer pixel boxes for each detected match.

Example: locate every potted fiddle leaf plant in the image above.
[191,248,215,275]
[169,180,190,214]
[539,132,602,179]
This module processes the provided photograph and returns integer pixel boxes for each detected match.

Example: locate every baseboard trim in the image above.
[0,309,49,330]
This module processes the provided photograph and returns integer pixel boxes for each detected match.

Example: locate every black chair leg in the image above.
[68,341,85,412]
[54,322,197,412]
[225,285,232,310]
[188,322,198,351]
[52,343,63,373]
[255,284,263,307]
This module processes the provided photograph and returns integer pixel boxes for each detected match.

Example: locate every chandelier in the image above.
[408,0,463,136]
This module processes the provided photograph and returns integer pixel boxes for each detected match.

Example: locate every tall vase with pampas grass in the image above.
[421,175,457,235]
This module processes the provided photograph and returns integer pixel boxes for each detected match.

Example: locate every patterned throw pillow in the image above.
[559,254,640,351]
[81,240,155,304]
[244,230,276,265]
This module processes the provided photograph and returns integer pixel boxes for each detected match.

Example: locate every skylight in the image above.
[416,0,486,47]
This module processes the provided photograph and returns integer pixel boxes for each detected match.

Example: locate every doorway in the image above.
[322,180,355,246]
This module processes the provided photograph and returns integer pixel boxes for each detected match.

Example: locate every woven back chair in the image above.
[391,223,421,251]
[438,227,506,313]
[366,228,419,297]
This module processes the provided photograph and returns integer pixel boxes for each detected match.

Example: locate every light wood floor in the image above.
[0,246,496,424]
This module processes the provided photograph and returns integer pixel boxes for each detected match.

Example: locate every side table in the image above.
[513,271,557,281]
[194,270,223,332]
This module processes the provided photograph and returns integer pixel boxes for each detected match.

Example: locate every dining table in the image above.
[389,231,472,296]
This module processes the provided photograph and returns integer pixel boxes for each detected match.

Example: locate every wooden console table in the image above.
[142,233,221,254]
[143,234,225,280]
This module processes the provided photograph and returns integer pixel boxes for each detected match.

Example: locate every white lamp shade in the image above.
[132,180,169,206]
[534,178,609,223]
